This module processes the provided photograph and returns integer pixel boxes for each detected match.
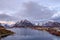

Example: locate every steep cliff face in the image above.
[13,20,34,27]
[43,21,60,27]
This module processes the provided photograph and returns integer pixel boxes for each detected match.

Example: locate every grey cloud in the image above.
[51,13,60,22]
[16,2,55,21]
[0,13,17,21]
[52,17,60,22]
[0,0,59,11]
[0,0,23,11]
[51,0,60,2]
[0,0,59,22]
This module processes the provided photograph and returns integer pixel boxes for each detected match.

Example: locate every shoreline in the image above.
[0,28,14,38]
[13,26,60,36]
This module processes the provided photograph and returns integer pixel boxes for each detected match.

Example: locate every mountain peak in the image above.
[13,20,34,27]
[43,21,60,27]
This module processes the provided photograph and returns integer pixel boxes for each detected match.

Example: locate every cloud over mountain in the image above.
[15,2,55,21]
[0,0,60,23]
[51,12,60,22]
[0,14,17,21]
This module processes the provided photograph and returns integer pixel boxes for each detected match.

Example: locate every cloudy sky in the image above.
[0,0,60,22]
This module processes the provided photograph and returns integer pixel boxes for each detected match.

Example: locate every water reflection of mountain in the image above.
[1,20,60,40]
[2,28,57,40]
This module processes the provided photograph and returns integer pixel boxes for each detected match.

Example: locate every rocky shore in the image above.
[13,25,60,36]
[31,26,60,36]
[0,26,14,38]
[46,28,60,36]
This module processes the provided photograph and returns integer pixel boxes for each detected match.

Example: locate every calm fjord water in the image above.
[2,28,60,40]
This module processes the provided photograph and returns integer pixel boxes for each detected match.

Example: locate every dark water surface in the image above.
[2,28,60,40]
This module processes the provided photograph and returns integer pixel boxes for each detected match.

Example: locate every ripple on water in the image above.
[2,28,60,40]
